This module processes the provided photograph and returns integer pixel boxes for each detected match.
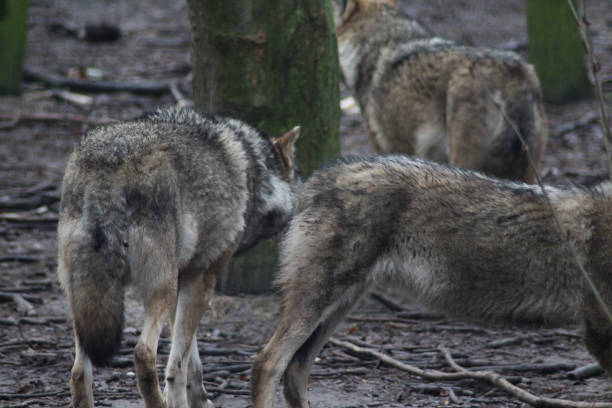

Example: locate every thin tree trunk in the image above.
[0,0,29,95]
[187,0,340,293]
[526,0,590,103]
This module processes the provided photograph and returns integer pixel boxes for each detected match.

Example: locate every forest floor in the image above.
[1,0,612,407]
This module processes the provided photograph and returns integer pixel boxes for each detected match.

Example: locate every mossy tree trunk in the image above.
[526,0,590,103]
[0,0,29,94]
[186,0,340,293]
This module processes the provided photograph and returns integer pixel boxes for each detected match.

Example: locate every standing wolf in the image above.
[333,0,547,182]
[251,155,612,408]
[57,106,300,408]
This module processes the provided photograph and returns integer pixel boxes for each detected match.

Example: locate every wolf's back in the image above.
[58,158,129,366]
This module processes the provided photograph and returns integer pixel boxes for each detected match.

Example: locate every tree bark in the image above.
[526,0,590,103]
[186,0,340,293]
[0,0,29,95]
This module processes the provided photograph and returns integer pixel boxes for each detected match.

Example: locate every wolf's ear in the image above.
[332,0,358,28]
[273,126,300,176]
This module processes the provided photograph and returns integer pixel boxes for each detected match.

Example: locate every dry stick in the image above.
[567,0,612,177]
[440,346,612,408]
[23,65,172,95]
[0,111,116,127]
[330,338,612,408]
[330,338,466,380]
[369,291,405,312]
[169,79,194,109]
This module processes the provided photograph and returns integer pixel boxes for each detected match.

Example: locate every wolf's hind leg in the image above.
[282,284,369,408]
[582,295,612,379]
[132,233,179,408]
[135,291,174,408]
[252,278,369,408]
[165,252,231,408]
[251,304,321,408]
[69,337,94,408]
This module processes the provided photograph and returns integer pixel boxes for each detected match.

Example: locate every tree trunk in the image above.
[186,0,340,293]
[526,0,590,103]
[0,0,29,95]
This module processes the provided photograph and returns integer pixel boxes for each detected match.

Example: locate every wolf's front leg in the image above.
[185,339,214,408]
[69,340,94,408]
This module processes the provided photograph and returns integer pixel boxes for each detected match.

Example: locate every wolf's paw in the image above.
[203,399,214,408]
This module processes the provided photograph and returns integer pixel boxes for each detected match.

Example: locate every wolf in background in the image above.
[57,106,300,408]
[333,0,548,182]
[251,154,612,408]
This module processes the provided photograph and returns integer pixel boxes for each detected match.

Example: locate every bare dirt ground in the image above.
[1,0,612,407]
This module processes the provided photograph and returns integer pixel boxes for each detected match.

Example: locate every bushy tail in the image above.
[486,82,547,183]
[61,190,129,367]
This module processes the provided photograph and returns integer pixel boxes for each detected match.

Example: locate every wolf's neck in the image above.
[338,39,362,92]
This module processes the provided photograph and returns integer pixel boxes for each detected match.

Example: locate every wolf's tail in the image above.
[486,64,548,183]
[60,187,129,367]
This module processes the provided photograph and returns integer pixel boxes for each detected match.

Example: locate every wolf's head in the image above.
[235,126,301,255]
[331,0,398,30]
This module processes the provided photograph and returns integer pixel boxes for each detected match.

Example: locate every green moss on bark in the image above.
[187,0,340,293]
[526,0,590,103]
[0,0,28,95]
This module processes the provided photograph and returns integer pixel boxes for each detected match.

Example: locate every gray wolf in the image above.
[333,0,548,182]
[251,154,612,407]
[57,106,300,408]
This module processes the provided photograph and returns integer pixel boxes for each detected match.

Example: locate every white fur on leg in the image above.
[70,342,94,408]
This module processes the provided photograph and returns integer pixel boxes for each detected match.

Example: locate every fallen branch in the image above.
[485,335,530,349]
[553,111,600,136]
[205,387,250,396]
[169,78,194,109]
[0,195,59,210]
[311,367,370,377]
[0,292,43,304]
[0,111,115,128]
[568,363,604,380]
[11,294,36,316]
[441,345,611,408]
[0,391,68,400]
[330,338,612,407]
[369,291,405,312]
[23,64,171,95]
[0,255,40,263]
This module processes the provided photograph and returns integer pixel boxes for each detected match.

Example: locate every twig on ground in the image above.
[485,335,530,349]
[11,294,36,316]
[369,291,405,312]
[0,111,21,129]
[330,338,612,407]
[311,367,370,377]
[205,387,250,396]
[553,111,600,136]
[0,111,115,129]
[0,391,69,400]
[0,292,43,304]
[568,363,605,380]
[0,255,40,263]
[441,345,611,407]
[23,65,172,95]
[169,79,194,109]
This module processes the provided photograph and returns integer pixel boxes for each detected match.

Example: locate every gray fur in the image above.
[57,106,300,408]
[333,0,548,183]
[252,155,612,408]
